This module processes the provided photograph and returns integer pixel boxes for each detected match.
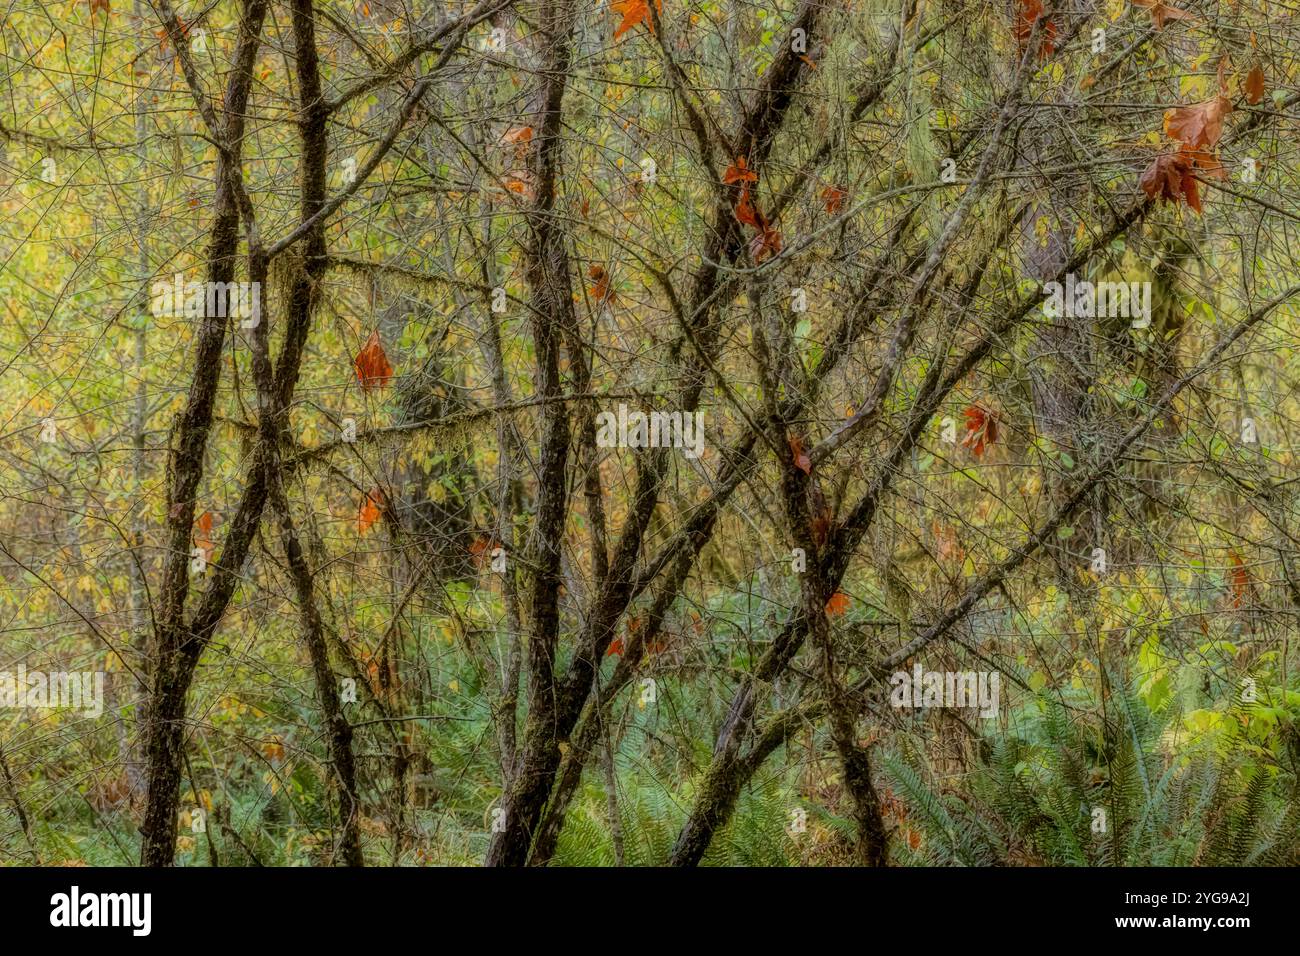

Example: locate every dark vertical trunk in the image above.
[140,644,201,866]
[483,0,579,867]
[139,0,269,866]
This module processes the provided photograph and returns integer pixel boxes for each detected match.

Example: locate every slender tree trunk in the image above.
[139,0,269,866]
[483,0,579,867]
[260,382,364,865]
[140,644,201,865]
[127,0,153,797]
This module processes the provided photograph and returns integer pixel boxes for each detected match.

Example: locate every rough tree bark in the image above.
[139,0,270,866]
[483,0,581,867]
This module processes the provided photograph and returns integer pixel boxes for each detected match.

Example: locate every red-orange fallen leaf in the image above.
[906,828,922,850]
[825,591,850,616]
[1228,551,1251,609]
[961,405,999,458]
[194,509,216,558]
[501,126,533,164]
[726,163,782,261]
[1164,96,1232,150]
[1244,63,1266,105]
[821,185,846,215]
[357,489,383,534]
[469,535,493,568]
[261,737,286,762]
[1132,0,1194,29]
[588,264,615,303]
[354,330,393,391]
[611,0,660,39]
[501,125,533,146]
[88,0,111,15]
[722,156,759,185]
[735,184,760,229]
[788,434,812,474]
[1013,0,1057,59]
[1181,147,1226,182]
[1139,151,1201,213]
[606,637,624,657]
[749,223,782,262]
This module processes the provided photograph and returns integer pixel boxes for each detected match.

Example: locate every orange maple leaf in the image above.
[961,405,999,457]
[606,637,625,657]
[825,591,851,616]
[1228,551,1251,609]
[788,434,812,474]
[260,737,286,762]
[735,184,760,229]
[469,535,494,568]
[501,125,533,145]
[750,222,782,262]
[611,0,661,39]
[354,330,393,391]
[1164,96,1232,150]
[1139,151,1201,212]
[1132,0,1194,29]
[1013,0,1057,58]
[357,489,383,535]
[502,177,532,198]
[500,126,533,163]
[820,185,846,215]
[723,156,759,185]
[1243,63,1266,105]
[588,264,615,303]
[193,509,216,559]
